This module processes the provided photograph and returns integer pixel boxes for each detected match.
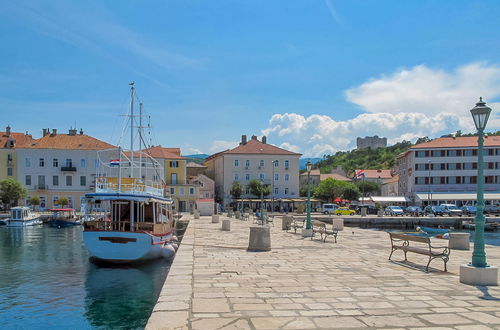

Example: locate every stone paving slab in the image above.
[147,215,500,329]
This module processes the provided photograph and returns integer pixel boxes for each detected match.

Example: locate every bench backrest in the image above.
[389,232,430,244]
[312,220,325,228]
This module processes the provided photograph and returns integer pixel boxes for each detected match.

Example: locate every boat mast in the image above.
[129,82,135,232]
[139,102,143,180]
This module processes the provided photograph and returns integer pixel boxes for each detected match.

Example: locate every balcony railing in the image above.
[61,166,77,172]
[35,185,48,191]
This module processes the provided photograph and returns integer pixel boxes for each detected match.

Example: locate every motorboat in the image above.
[48,208,83,228]
[6,206,42,227]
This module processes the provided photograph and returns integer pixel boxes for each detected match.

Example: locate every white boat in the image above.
[82,83,177,263]
[6,206,42,227]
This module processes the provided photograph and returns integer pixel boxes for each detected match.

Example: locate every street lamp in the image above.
[460,97,498,286]
[272,160,277,214]
[427,159,432,207]
[303,160,313,237]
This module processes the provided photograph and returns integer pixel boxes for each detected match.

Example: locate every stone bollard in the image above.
[332,218,344,231]
[449,232,470,250]
[361,207,367,217]
[235,211,241,219]
[282,215,293,230]
[212,215,220,223]
[194,211,200,219]
[248,226,271,251]
[222,219,231,231]
[377,210,383,217]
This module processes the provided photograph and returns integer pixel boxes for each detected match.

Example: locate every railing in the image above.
[61,166,77,172]
[95,180,164,197]
[34,185,48,190]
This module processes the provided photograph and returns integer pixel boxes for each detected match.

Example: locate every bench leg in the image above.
[404,250,408,261]
[333,234,337,243]
[426,257,432,272]
[389,248,396,260]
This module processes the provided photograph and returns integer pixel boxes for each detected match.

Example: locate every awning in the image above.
[370,196,411,203]
[415,192,500,201]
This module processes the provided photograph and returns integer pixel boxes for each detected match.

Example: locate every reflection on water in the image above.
[0,226,171,329]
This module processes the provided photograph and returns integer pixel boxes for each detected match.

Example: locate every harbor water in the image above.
[0,225,171,329]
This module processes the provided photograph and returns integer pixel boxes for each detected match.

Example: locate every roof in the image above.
[355,169,392,179]
[163,147,181,156]
[411,136,500,149]
[300,169,320,176]
[0,131,35,148]
[22,133,115,150]
[382,175,399,184]
[207,138,301,159]
[415,192,500,201]
[186,162,206,168]
[320,173,351,181]
[144,146,185,160]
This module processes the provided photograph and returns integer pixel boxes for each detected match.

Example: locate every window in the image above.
[274,173,279,181]
[169,161,178,168]
[38,175,45,187]
[448,176,456,184]
[170,187,175,195]
[171,173,177,184]
[80,176,86,186]
[245,174,250,181]
[39,158,45,167]
[25,175,31,186]
[274,160,279,167]
[245,160,250,168]
[179,187,185,195]
[284,188,289,195]
[7,167,13,176]
[234,173,239,181]
[53,176,59,186]
[415,151,425,158]
[94,160,99,168]
[464,149,473,157]
[415,177,425,184]
[199,181,204,187]
[285,160,289,168]
[285,174,289,181]
[53,158,58,167]
[415,163,426,171]
[234,160,239,167]
[66,176,72,186]
[52,196,59,207]
[259,173,264,180]
[245,186,250,194]
[259,160,264,167]
[448,150,457,157]
[65,159,73,167]
[80,159,86,168]
[189,187,195,195]
[432,151,441,157]
[274,187,278,194]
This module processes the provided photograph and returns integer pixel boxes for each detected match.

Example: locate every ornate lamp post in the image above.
[272,160,277,214]
[303,161,313,237]
[260,178,265,223]
[460,97,498,286]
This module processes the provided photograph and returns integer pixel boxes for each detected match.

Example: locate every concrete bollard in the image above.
[194,211,200,219]
[361,207,367,217]
[332,218,344,231]
[247,226,271,251]
[222,219,231,231]
[282,216,293,230]
[377,210,383,217]
[212,215,220,223]
[449,232,470,250]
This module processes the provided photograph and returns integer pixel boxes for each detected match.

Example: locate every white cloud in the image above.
[263,62,500,157]
[209,140,238,153]
[279,142,301,154]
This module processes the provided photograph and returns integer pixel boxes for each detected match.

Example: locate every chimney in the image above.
[50,129,57,136]
[68,128,77,136]
[6,126,11,137]
[42,128,49,137]
[251,135,257,140]
[241,135,247,145]
[262,136,267,144]
[79,128,84,135]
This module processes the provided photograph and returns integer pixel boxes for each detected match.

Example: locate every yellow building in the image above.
[0,126,34,181]
[145,146,199,212]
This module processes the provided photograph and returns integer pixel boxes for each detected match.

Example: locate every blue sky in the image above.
[1,0,500,156]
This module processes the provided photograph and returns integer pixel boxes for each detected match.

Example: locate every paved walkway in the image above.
[147,215,500,329]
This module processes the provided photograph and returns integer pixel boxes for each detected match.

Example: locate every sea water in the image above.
[0,225,171,329]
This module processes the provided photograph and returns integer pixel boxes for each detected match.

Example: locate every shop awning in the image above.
[370,196,411,203]
[415,192,500,201]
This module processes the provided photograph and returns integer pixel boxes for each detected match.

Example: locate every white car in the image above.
[322,203,339,214]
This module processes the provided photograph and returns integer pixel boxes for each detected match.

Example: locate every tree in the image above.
[314,178,343,202]
[341,184,361,201]
[28,196,40,209]
[247,179,270,198]
[0,178,27,208]
[56,197,69,208]
[299,184,317,197]
[229,181,243,199]
[354,180,380,197]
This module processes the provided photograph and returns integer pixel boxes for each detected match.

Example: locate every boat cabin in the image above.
[50,208,77,220]
[11,207,33,220]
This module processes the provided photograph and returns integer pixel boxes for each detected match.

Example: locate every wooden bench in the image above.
[288,217,305,233]
[311,220,338,243]
[388,232,450,272]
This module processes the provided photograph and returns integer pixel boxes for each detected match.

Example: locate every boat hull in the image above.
[6,218,42,227]
[48,220,83,228]
[83,231,174,263]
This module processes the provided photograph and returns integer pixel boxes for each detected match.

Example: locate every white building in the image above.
[17,128,114,210]
[204,135,301,205]
[398,136,500,206]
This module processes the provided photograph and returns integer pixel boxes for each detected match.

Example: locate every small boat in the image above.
[48,208,83,228]
[417,226,450,235]
[6,206,42,227]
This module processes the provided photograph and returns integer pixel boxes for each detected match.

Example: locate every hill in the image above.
[314,141,413,175]
[183,154,209,164]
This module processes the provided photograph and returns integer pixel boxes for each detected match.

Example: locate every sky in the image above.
[1,0,500,157]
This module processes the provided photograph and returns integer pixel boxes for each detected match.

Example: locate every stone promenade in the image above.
[147,215,500,329]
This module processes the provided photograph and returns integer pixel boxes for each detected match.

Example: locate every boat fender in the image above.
[172,235,179,242]
[161,244,176,259]
[170,243,178,251]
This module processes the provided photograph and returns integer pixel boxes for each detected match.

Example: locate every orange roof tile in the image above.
[144,146,185,160]
[22,133,114,150]
[300,169,320,176]
[411,136,500,149]
[212,138,301,157]
[0,131,34,148]
[356,169,392,179]
[320,173,351,181]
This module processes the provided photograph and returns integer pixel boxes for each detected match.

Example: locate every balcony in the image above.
[61,166,77,172]
[35,185,48,191]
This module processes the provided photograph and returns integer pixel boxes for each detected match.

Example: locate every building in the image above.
[186,161,207,177]
[145,146,199,212]
[397,136,500,205]
[380,175,399,197]
[356,136,387,150]
[0,126,34,181]
[188,174,214,199]
[299,166,350,187]
[17,128,115,210]
[204,135,301,206]
[354,169,392,183]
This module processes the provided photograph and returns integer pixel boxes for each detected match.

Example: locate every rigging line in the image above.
[110,92,130,146]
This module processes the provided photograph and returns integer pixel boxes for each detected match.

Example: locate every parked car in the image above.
[354,205,379,215]
[322,203,339,214]
[405,206,423,216]
[423,205,445,216]
[461,206,477,216]
[335,207,355,216]
[440,204,463,217]
[384,206,405,216]
[484,205,500,215]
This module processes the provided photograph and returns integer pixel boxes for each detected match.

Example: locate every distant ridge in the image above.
[183,153,209,164]
[299,157,322,170]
